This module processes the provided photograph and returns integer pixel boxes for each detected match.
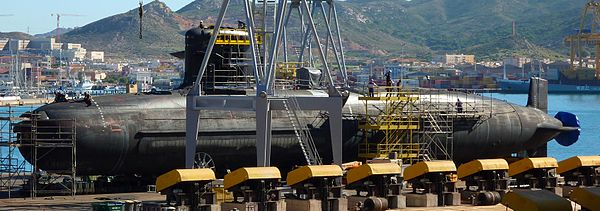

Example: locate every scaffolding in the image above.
[359,87,493,164]
[27,115,77,197]
[0,107,76,198]
[359,87,421,163]
[0,106,32,198]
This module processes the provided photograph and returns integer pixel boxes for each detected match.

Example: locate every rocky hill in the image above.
[61,1,194,58]
[0,32,33,40]
[51,0,590,60]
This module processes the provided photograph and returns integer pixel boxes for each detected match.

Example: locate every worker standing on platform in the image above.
[385,72,393,97]
[396,78,403,96]
[368,79,377,97]
[456,98,463,113]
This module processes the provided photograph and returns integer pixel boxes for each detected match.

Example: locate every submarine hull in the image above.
[16,91,565,177]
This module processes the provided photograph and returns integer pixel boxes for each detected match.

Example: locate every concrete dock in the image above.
[0,98,51,107]
[0,192,518,210]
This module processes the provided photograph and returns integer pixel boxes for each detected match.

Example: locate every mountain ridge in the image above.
[2,0,589,60]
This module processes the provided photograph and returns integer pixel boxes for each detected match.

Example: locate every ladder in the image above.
[281,91,322,165]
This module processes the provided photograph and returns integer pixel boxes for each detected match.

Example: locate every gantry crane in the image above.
[565,0,600,79]
[51,13,83,43]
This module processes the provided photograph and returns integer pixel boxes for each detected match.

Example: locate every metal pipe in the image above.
[187,0,231,169]
[331,1,348,86]
[243,0,261,87]
[319,1,345,87]
[300,0,338,95]
[192,0,231,93]
[265,0,288,91]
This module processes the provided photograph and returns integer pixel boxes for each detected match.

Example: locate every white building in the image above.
[503,57,531,68]
[88,51,105,62]
[0,38,8,50]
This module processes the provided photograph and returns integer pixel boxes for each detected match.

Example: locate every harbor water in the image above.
[0,94,597,172]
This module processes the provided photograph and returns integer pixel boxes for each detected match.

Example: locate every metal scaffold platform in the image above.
[359,87,493,164]
[0,107,77,198]
[0,106,32,198]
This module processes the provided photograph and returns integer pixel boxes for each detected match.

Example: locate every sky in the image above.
[0,0,190,35]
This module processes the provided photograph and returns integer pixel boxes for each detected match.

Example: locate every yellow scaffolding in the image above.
[359,86,421,163]
[276,62,307,79]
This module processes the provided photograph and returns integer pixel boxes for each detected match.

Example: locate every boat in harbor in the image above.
[499,62,600,93]
[498,77,600,93]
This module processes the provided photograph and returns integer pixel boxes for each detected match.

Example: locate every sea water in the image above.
[0,105,40,171]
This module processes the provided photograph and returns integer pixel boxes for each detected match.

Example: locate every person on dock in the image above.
[83,92,92,107]
[368,79,377,97]
[455,98,463,113]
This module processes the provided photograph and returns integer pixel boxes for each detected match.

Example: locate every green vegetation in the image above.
[104,75,129,85]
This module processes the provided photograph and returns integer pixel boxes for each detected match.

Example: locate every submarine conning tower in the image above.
[182,25,255,93]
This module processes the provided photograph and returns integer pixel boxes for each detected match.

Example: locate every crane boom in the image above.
[51,13,83,44]
[565,0,600,79]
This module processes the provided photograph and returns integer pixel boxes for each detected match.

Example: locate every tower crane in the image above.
[51,13,83,43]
[565,0,600,79]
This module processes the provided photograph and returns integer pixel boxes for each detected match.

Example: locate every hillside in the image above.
[0,32,33,40]
[35,28,74,38]
[61,1,194,58]
[33,0,590,60]
[337,0,585,60]
[463,35,565,60]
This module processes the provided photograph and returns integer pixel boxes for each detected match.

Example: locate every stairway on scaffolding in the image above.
[281,90,322,165]
[358,87,424,163]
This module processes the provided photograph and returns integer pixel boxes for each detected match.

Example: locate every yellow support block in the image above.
[557,156,600,174]
[508,157,558,177]
[501,190,572,211]
[457,159,509,179]
[224,167,281,190]
[156,169,216,192]
[287,165,343,187]
[346,163,401,185]
[570,187,600,211]
[404,160,456,181]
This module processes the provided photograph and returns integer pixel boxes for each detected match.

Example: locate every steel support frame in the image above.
[185,0,346,168]
[189,95,343,166]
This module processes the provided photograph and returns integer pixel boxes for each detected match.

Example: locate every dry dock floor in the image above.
[0,192,510,211]
[0,192,582,210]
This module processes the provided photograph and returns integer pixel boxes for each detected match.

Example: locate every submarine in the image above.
[15,26,580,177]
